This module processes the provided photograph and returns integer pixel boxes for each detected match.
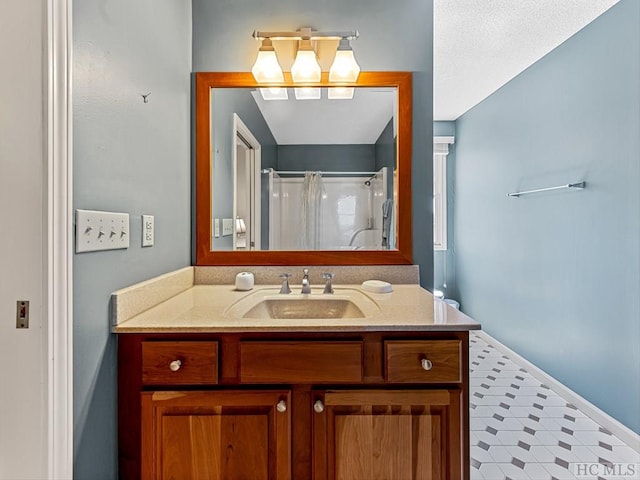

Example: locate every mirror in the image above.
[214,87,396,251]
[195,72,413,266]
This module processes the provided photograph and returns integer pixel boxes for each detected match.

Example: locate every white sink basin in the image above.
[223,287,381,320]
[243,298,364,319]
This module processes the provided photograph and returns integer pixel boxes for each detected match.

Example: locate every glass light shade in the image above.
[327,87,354,100]
[235,217,246,234]
[259,87,288,100]
[294,87,321,100]
[329,49,360,82]
[251,50,284,83]
[291,50,321,83]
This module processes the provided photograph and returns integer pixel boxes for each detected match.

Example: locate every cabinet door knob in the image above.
[314,400,324,413]
[169,360,182,372]
[276,400,287,413]
[421,358,433,371]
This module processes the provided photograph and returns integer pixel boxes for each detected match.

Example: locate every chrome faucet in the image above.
[322,273,335,294]
[279,273,292,294]
[301,268,311,294]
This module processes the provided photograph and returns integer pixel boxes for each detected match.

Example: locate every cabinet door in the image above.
[141,390,291,480]
[312,390,462,480]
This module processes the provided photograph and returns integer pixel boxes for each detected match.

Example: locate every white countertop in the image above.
[112,281,480,333]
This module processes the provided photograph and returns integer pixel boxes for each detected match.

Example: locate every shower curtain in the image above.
[300,171,324,249]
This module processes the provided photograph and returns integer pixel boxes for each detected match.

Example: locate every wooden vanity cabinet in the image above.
[312,389,462,480]
[118,331,470,480]
[141,390,291,479]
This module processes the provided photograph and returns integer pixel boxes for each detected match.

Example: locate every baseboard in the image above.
[474,330,640,453]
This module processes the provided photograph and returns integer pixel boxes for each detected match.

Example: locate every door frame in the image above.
[232,113,262,250]
[47,0,73,477]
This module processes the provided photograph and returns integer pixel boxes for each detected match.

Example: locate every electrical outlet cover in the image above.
[222,218,233,236]
[142,214,154,247]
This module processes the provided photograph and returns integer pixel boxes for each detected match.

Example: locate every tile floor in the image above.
[469,332,640,480]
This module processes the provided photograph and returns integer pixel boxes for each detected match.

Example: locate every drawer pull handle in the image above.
[276,400,287,413]
[421,358,433,371]
[314,400,324,414]
[169,360,182,372]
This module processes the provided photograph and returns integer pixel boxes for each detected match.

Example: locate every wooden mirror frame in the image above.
[195,71,412,265]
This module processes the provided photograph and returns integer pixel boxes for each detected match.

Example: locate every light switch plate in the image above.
[76,209,130,253]
[214,218,220,238]
[222,218,233,236]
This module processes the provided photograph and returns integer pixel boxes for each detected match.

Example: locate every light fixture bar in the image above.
[253,29,359,41]
[251,27,360,86]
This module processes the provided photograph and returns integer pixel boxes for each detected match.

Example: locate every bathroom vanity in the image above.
[113,267,480,480]
[113,71,474,479]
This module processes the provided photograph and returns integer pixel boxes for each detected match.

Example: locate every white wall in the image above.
[0,1,47,478]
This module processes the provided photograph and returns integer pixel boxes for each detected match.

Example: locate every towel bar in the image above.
[507,181,585,198]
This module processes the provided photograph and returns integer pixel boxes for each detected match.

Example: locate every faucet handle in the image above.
[300,268,312,294]
[279,273,292,294]
[322,273,335,294]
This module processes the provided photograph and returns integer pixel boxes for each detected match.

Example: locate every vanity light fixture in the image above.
[251,38,284,83]
[291,28,321,82]
[327,86,355,100]
[329,38,361,82]
[294,87,321,100]
[259,87,288,100]
[252,28,360,84]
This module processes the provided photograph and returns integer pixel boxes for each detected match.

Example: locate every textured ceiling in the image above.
[434,0,621,120]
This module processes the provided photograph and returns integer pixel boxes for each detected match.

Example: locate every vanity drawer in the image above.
[142,341,218,385]
[240,341,363,383]
[385,340,461,384]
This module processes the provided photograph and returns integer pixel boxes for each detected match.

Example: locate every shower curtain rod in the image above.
[261,168,379,176]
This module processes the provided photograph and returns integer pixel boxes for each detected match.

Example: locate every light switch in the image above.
[214,218,220,238]
[76,209,130,253]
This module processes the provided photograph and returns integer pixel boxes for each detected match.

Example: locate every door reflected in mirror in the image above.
[211,87,398,252]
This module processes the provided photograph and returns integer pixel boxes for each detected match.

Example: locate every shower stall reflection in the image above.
[266,167,393,250]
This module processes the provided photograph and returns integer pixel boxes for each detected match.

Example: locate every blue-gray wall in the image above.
[375,118,396,198]
[375,119,396,171]
[277,144,375,171]
[433,121,458,300]
[454,0,639,432]
[193,0,434,286]
[73,1,192,477]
